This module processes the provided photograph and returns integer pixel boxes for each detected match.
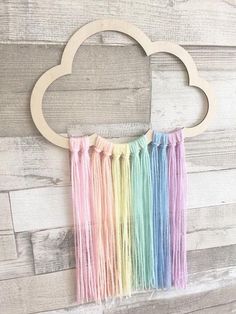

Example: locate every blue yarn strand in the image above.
[151,131,171,289]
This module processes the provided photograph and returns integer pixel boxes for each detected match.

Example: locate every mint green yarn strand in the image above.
[130,140,146,290]
[139,136,154,288]
[130,135,154,289]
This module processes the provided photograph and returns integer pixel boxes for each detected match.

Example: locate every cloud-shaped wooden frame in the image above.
[30,19,216,149]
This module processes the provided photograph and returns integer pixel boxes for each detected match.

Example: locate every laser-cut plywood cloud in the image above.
[30,19,215,149]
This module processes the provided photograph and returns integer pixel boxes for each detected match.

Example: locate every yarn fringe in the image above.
[69,129,187,304]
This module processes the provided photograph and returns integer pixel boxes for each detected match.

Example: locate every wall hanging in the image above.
[30,19,216,304]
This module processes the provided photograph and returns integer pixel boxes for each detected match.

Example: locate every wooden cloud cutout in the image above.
[30,19,216,149]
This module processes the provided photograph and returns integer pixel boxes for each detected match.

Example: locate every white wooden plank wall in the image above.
[0,1,236,313]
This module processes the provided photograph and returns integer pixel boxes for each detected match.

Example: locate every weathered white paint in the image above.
[151,70,236,132]
[0,193,17,261]
[0,193,13,230]
[9,169,236,233]
[1,129,236,191]
[30,225,236,275]
[2,1,236,46]
[0,232,34,280]
[10,186,73,232]
[0,267,236,314]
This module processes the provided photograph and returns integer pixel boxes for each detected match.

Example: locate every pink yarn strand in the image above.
[90,143,106,302]
[70,137,95,304]
[96,136,117,298]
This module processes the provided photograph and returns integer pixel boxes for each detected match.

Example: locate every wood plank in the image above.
[1,69,236,137]
[1,129,236,191]
[188,228,236,251]
[30,225,236,276]
[187,170,236,209]
[31,227,75,275]
[3,1,236,46]
[37,304,104,314]
[0,193,17,261]
[188,203,236,233]
[10,169,236,232]
[185,129,236,173]
[10,186,73,232]
[1,267,236,314]
[0,232,17,261]
[151,46,236,72]
[0,88,150,137]
[0,136,70,191]
[1,44,235,96]
[185,301,236,314]
[188,245,236,274]
[38,301,236,314]
[0,4,8,41]
[105,267,236,314]
[0,269,76,314]
[0,44,150,93]
[0,124,150,192]
[0,193,13,230]
[187,203,236,251]
[0,232,34,280]
[151,70,236,132]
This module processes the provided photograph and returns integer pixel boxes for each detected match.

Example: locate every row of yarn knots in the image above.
[69,130,184,154]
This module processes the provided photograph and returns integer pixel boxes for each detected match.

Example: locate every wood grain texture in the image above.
[0,43,150,137]
[184,301,236,314]
[0,193,17,261]
[38,301,236,314]
[2,1,236,46]
[0,44,150,93]
[1,42,236,138]
[188,169,236,209]
[185,129,236,173]
[0,136,70,191]
[0,232,34,280]
[0,88,150,137]
[188,203,236,233]
[1,129,236,192]
[104,268,236,314]
[1,44,235,96]
[151,46,236,72]
[10,186,73,232]
[38,304,104,314]
[0,193,13,230]
[151,70,236,132]
[2,68,236,136]
[188,245,236,274]
[9,169,236,232]
[30,225,236,276]
[1,267,236,314]
[0,269,76,314]
[31,227,75,275]
[0,232,17,261]
[187,203,236,251]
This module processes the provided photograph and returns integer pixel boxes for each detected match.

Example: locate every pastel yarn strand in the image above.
[120,145,132,295]
[95,136,117,298]
[129,140,146,290]
[69,137,95,303]
[112,146,123,296]
[90,139,106,301]
[168,129,187,288]
[112,144,132,296]
[151,132,171,289]
[139,136,154,288]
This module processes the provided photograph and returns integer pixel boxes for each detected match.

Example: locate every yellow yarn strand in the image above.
[112,144,132,296]
[112,145,123,296]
